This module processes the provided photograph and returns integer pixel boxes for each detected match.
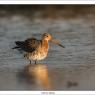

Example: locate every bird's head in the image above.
[42,33,65,48]
[42,33,52,41]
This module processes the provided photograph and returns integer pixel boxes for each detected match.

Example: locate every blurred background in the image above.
[1,5,95,18]
[0,5,95,90]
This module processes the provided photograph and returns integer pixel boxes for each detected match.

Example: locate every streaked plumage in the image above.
[13,33,65,64]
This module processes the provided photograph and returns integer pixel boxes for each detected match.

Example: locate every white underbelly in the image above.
[32,53,47,60]
[26,52,48,61]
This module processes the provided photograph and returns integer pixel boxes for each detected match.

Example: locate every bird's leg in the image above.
[35,60,37,64]
[29,60,32,64]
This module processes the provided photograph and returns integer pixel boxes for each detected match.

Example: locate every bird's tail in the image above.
[15,41,24,46]
[12,41,24,49]
[12,46,20,49]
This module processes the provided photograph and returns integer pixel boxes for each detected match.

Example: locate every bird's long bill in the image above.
[51,39,65,48]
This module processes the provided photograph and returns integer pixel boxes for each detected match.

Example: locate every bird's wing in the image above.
[24,37,41,52]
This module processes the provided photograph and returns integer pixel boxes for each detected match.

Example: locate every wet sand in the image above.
[0,9,95,90]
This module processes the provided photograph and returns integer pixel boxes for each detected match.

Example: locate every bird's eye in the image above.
[45,35,48,37]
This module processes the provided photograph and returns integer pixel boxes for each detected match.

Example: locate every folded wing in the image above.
[14,38,41,52]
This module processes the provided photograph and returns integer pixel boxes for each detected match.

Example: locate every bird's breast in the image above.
[25,40,49,61]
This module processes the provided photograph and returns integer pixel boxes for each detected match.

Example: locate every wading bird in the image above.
[13,33,65,64]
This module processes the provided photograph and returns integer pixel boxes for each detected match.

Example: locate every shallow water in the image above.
[0,14,95,90]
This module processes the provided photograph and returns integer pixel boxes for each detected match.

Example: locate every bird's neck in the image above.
[42,39,49,45]
[42,39,49,50]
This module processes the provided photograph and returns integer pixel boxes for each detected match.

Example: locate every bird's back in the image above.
[15,38,42,52]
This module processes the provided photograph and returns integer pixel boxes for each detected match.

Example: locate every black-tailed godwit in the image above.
[13,33,65,64]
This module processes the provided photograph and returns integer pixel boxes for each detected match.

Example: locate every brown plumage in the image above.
[13,33,65,64]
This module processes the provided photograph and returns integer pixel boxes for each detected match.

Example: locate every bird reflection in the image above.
[25,64,52,90]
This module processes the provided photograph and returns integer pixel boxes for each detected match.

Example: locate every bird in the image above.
[13,33,65,64]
